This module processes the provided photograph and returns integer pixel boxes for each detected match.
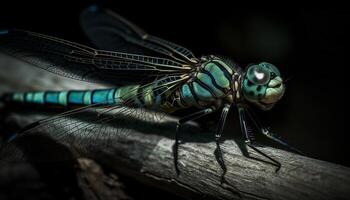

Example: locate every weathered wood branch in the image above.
[2,109,350,200]
[1,54,350,200]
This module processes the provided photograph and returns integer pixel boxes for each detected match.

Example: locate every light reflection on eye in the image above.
[247,65,270,85]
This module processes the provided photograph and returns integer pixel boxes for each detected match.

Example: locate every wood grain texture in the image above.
[1,54,350,200]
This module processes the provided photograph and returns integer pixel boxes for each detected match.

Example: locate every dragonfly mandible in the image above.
[0,4,302,180]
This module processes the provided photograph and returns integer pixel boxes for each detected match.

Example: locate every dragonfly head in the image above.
[241,62,285,110]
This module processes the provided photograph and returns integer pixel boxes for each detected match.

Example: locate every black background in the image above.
[0,0,347,195]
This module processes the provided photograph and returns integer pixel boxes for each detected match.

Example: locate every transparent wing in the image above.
[0,29,192,85]
[80,5,197,64]
[0,75,188,162]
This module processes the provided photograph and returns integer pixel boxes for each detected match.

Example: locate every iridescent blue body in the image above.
[7,57,240,113]
[10,88,118,106]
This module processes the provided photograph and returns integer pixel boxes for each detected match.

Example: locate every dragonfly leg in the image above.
[245,107,304,155]
[173,107,216,176]
[238,106,281,172]
[214,104,231,183]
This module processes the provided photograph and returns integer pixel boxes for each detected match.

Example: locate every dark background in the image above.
[0,1,347,199]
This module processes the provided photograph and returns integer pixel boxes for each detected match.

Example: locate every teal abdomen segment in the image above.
[45,92,59,104]
[91,89,116,104]
[44,91,68,105]
[12,92,25,102]
[58,92,69,105]
[68,91,85,104]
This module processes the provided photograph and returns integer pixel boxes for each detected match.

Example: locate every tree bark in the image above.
[1,54,350,200]
[2,109,350,200]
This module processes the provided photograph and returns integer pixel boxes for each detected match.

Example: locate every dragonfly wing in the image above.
[0,29,191,85]
[1,75,187,162]
[80,5,196,63]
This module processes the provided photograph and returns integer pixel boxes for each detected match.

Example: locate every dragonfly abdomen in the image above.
[5,89,117,106]
[3,84,171,111]
[3,86,147,106]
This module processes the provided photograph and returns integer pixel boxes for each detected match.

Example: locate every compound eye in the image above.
[260,62,281,77]
[247,65,270,85]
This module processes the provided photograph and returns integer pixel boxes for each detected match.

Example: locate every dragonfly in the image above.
[0,5,302,180]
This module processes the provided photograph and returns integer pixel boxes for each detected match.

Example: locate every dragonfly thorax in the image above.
[166,56,239,111]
